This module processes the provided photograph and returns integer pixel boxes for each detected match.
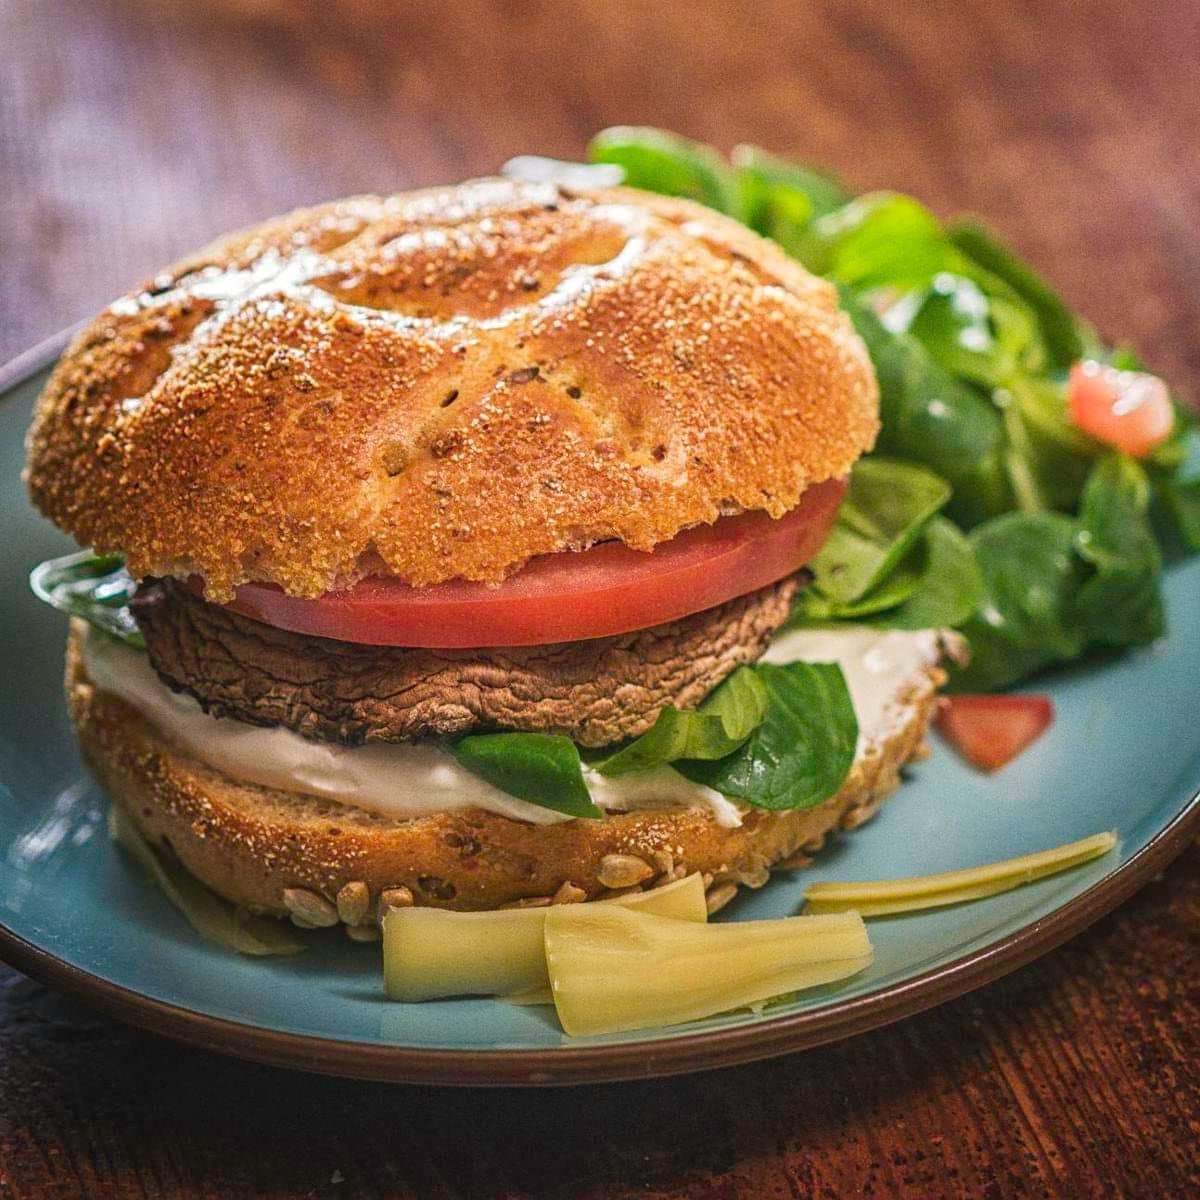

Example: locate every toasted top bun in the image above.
[26,179,878,602]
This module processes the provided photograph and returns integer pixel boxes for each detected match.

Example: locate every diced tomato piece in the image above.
[937,694,1055,773]
[1067,360,1174,458]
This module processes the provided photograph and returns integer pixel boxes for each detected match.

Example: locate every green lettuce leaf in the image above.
[589,126,744,218]
[449,733,602,819]
[1006,376,1098,511]
[791,556,923,624]
[732,143,847,254]
[799,192,956,288]
[953,512,1087,690]
[837,288,1011,527]
[1160,476,1200,551]
[809,457,951,605]
[793,516,982,631]
[948,221,1085,369]
[1075,454,1164,646]
[30,550,143,648]
[594,667,768,777]
[679,662,857,811]
[900,271,1049,390]
[876,517,984,630]
[901,273,1009,386]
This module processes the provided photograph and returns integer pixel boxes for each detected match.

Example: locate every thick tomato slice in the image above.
[1067,359,1174,458]
[937,693,1055,773]
[221,477,846,647]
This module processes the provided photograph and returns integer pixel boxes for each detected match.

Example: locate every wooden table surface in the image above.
[2,1,1198,1195]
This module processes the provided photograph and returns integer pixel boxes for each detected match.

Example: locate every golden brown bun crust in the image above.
[67,624,941,918]
[28,180,878,601]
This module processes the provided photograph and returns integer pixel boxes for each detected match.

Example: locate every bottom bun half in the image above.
[66,621,945,923]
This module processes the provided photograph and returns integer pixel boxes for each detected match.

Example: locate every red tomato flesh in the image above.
[220,477,847,648]
[1067,360,1173,458]
[937,693,1055,773]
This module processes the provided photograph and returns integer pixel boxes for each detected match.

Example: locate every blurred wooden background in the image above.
[2,1,1199,1196]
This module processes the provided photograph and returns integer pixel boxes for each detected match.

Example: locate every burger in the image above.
[24,178,952,936]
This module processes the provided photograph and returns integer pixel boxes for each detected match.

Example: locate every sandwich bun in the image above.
[67,621,945,919]
[26,179,877,603]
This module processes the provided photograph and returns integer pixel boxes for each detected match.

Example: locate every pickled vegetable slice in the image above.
[109,806,304,956]
[544,906,871,1037]
[383,872,706,1001]
[804,831,1117,916]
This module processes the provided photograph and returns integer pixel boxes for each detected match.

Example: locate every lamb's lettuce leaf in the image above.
[807,457,951,605]
[589,126,745,219]
[953,513,1087,691]
[947,221,1085,369]
[1075,454,1164,647]
[875,517,983,631]
[797,192,955,288]
[449,734,602,819]
[30,550,143,648]
[457,661,856,816]
[792,556,923,623]
[594,667,768,777]
[794,516,981,632]
[678,662,857,811]
[732,143,847,253]
[1160,476,1200,551]
[836,288,1012,527]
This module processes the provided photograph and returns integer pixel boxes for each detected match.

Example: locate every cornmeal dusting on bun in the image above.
[26,180,877,601]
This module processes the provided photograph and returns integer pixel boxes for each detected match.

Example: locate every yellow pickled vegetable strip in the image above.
[384,872,706,1001]
[499,988,554,1006]
[545,905,871,1037]
[110,807,304,956]
[804,831,1118,916]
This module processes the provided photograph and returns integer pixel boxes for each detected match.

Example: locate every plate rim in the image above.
[3,333,1199,1087]
[2,792,1195,1086]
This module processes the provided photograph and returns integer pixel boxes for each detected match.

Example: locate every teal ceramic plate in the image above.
[2,336,1199,1086]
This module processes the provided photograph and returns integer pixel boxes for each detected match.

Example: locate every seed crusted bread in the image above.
[67,621,949,922]
[27,180,878,602]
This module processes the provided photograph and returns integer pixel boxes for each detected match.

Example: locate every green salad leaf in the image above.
[876,517,984,631]
[947,221,1085,369]
[792,555,923,624]
[594,667,768,777]
[1160,476,1200,552]
[836,288,1012,527]
[808,457,951,605]
[1075,455,1164,646]
[799,192,955,288]
[30,550,143,648]
[953,513,1087,690]
[589,126,744,219]
[1005,375,1098,511]
[451,660,856,817]
[732,143,847,254]
[792,499,981,633]
[449,733,602,819]
[678,662,858,811]
[902,273,1025,388]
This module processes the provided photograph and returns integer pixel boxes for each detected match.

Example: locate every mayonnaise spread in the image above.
[82,624,945,829]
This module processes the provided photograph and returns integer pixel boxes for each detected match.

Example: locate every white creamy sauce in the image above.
[82,624,945,830]
[81,631,737,828]
[764,626,946,753]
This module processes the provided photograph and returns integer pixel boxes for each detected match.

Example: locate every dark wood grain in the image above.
[1,0,1198,1195]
